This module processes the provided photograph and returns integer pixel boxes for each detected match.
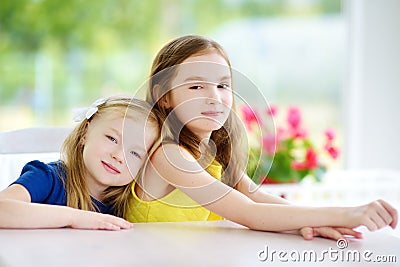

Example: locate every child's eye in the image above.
[106,135,117,143]
[217,83,231,90]
[189,84,203,90]
[130,151,142,159]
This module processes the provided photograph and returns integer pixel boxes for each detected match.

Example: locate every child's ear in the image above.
[159,95,171,109]
[153,84,171,109]
[81,122,89,146]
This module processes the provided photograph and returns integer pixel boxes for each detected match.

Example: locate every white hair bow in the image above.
[72,98,106,122]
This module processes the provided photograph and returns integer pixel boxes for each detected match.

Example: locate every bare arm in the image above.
[152,144,398,232]
[235,174,290,204]
[235,175,362,239]
[0,184,133,230]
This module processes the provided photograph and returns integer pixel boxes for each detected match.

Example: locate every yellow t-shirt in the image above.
[125,161,224,222]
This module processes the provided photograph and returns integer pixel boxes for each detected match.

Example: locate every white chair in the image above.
[0,127,72,190]
[0,127,72,154]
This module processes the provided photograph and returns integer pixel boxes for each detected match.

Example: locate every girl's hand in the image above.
[70,210,134,230]
[300,226,362,241]
[347,199,398,231]
[0,198,133,230]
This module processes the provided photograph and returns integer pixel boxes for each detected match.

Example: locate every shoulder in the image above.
[152,143,196,165]
[149,143,221,188]
[12,160,67,203]
[19,160,65,178]
[20,160,54,174]
[151,143,201,177]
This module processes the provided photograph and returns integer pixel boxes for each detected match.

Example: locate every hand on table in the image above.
[300,226,362,241]
[300,199,398,241]
[347,199,398,231]
[70,210,134,230]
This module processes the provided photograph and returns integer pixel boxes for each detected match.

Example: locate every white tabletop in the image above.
[0,220,398,267]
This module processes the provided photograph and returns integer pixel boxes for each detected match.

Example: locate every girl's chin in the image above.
[186,120,225,137]
[190,127,223,139]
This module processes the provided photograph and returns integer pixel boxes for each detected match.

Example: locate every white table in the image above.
[0,220,398,267]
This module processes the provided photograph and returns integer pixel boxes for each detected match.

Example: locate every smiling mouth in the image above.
[102,161,120,174]
[201,111,223,117]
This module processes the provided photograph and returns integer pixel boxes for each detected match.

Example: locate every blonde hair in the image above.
[147,35,246,188]
[61,95,159,217]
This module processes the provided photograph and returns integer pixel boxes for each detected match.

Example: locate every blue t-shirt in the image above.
[11,160,114,215]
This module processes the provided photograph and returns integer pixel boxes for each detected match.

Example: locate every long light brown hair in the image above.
[61,96,159,217]
[147,35,246,188]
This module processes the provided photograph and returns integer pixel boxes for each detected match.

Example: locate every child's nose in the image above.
[206,86,222,104]
[111,148,124,164]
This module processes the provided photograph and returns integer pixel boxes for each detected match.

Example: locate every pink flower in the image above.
[289,127,307,139]
[241,105,259,130]
[291,148,318,171]
[291,161,308,171]
[325,145,339,159]
[325,129,335,140]
[266,104,277,117]
[287,106,301,129]
[262,134,276,155]
[305,148,318,168]
[243,105,340,184]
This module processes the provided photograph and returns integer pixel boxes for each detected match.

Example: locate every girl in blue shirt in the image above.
[0,95,159,230]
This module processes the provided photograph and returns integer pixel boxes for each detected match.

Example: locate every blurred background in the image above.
[0,0,343,145]
[0,0,399,171]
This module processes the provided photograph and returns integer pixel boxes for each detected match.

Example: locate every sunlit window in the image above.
[0,0,343,161]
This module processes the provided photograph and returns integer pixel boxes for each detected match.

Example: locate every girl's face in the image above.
[82,112,158,199]
[165,52,233,139]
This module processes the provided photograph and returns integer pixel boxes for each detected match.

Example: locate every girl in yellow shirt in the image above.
[126,35,397,241]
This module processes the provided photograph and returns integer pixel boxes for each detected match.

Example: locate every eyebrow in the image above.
[109,127,122,139]
[183,75,231,83]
